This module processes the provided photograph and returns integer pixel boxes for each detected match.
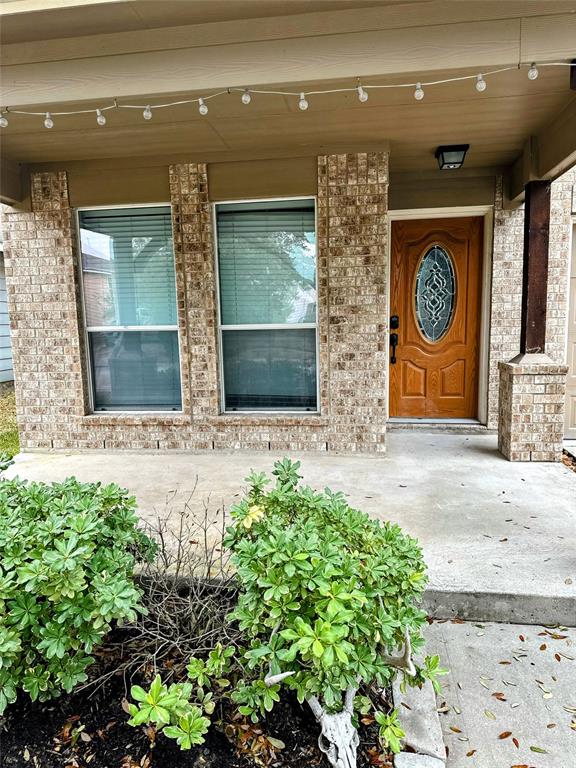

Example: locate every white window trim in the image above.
[213,195,320,415]
[76,202,184,415]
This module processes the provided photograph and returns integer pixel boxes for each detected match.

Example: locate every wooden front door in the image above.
[389,217,483,419]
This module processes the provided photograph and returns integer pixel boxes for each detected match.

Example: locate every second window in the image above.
[216,198,317,412]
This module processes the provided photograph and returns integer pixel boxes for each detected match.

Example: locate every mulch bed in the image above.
[0,629,391,768]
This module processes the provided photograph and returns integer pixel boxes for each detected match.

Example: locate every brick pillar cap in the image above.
[499,352,568,374]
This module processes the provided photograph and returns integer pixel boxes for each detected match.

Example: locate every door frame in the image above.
[386,206,494,425]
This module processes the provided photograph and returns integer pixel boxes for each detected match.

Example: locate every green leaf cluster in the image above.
[374,709,405,754]
[128,674,210,749]
[128,646,234,748]
[0,475,155,713]
[224,458,431,713]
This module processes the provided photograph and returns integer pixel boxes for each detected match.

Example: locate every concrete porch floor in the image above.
[6,432,576,625]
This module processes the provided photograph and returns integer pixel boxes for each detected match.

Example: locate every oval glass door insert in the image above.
[414,245,456,342]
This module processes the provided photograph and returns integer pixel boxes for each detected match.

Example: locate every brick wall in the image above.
[4,154,390,453]
[487,168,575,429]
[5,160,572,452]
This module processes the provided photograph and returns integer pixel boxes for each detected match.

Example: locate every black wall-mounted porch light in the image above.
[435,144,470,170]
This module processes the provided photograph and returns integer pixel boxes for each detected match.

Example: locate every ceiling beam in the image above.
[508,95,576,202]
[2,13,576,108]
[3,3,576,67]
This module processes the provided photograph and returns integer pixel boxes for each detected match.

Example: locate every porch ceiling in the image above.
[1,66,573,175]
[1,0,575,201]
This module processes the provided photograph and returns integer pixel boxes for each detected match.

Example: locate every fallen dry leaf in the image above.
[492,692,507,701]
[499,731,512,740]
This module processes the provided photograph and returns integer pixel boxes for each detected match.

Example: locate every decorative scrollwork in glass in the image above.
[415,246,456,342]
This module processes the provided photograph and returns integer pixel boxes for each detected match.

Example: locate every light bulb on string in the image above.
[241,89,251,105]
[0,113,8,128]
[414,82,424,100]
[475,74,487,92]
[198,98,208,116]
[357,85,368,102]
[143,105,152,120]
[298,92,309,110]
[96,109,106,126]
[528,62,539,80]
[44,112,54,129]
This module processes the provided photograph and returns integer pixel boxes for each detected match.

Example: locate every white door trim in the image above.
[386,205,493,425]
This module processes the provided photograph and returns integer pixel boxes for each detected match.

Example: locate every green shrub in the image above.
[0,463,155,713]
[129,459,443,756]
[224,458,433,715]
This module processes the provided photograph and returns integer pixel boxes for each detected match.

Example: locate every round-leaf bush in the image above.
[224,458,436,717]
[0,468,156,713]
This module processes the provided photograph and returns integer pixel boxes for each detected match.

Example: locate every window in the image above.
[216,199,317,411]
[79,205,182,411]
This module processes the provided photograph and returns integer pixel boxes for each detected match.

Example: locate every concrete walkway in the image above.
[425,620,576,768]
[6,432,576,624]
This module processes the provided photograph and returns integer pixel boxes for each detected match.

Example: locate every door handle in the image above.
[390,332,399,364]
[390,315,399,364]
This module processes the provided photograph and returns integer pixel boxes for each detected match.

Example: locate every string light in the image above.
[0,61,569,129]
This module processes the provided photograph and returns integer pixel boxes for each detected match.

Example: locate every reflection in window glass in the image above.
[89,331,181,411]
[222,329,317,410]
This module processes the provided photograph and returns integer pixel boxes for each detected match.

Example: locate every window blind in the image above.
[80,206,177,327]
[217,201,316,325]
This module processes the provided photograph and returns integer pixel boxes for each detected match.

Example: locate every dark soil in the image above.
[0,630,390,768]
